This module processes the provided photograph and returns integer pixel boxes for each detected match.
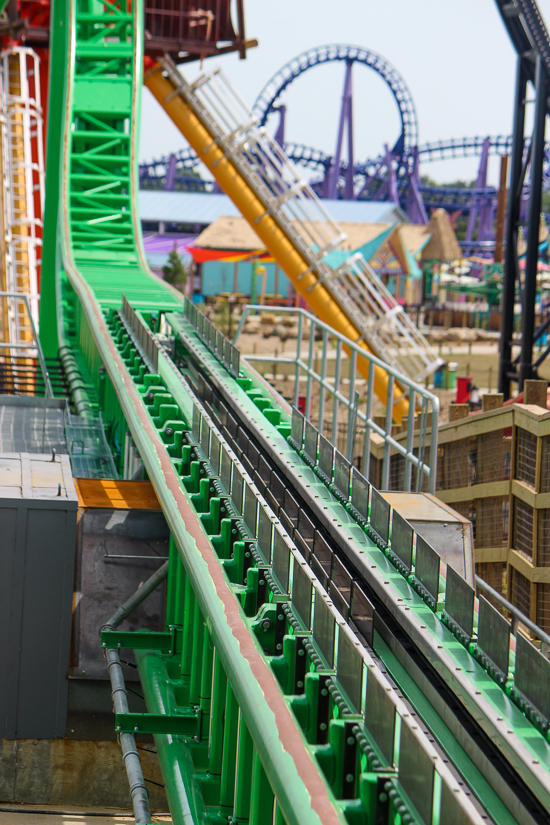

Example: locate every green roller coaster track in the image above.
[40,0,180,360]
[39,1,360,822]
[36,1,550,824]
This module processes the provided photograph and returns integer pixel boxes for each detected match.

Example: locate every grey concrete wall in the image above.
[0,738,167,810]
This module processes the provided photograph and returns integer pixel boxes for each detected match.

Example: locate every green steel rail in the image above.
[38,1,550,823]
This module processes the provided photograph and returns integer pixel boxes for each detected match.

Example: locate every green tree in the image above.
[421,175,476,189]
[162,244,187,292]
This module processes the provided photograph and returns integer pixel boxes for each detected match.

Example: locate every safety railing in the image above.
[234,305,440,493]
[160,60,346,262]
[326,253,443,380]
[158,56,442,385]
[0,290,52,396]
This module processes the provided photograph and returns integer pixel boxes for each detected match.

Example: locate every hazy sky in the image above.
[139,1,550,186]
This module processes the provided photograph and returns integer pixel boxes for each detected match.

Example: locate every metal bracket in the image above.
[115,710,199,736]
[101,628,178,654]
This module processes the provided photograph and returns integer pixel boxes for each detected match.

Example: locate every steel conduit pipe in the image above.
[102,561,169,631]
[58,345,94,417]
[106,651,151,825]
[102,561,169,825]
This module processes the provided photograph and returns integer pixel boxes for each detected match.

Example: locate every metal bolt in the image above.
[260,618,273,631]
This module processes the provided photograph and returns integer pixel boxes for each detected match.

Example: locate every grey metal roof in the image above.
[138,190,407,227]
[0,396,68,455]
[0,453,76,501]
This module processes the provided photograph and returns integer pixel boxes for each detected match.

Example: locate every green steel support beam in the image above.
[100,630,175,652]
[39,0,70,356]
[136,651,209,825]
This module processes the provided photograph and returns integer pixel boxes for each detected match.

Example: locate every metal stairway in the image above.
[149,58,443,388]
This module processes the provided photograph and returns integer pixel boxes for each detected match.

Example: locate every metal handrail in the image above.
[476,575,550,656]
[0,291,53,397]
[160,56,442,386]
[234,305,440,493]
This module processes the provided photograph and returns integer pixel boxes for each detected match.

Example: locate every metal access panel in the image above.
[0,452,78,739]
[381,492,475,587]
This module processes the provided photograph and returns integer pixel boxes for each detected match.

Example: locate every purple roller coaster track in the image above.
[139,43,550,252]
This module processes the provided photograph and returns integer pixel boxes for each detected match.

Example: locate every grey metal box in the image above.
[381,492,475,586]
[0,453,78,738]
